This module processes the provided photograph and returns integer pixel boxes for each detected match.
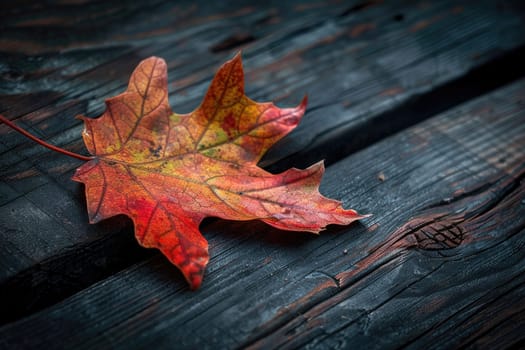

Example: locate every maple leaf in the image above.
[72,53,367,289]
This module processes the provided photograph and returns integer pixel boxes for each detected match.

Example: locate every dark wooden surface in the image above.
[1,0,524,349]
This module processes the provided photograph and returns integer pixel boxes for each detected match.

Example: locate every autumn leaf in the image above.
[72,53,367,289]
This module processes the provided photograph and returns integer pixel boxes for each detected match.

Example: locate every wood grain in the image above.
[1,74,523,349]
[1,0,525,346]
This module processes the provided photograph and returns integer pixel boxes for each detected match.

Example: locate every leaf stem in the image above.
[0,114,93,162]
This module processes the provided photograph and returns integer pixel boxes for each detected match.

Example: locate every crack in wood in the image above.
[338,0,381,17]
[210,33,256,53]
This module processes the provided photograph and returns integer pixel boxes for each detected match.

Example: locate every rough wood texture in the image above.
[1,0,525,348]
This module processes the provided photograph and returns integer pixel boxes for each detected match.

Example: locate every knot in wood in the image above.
[411,219,464,250]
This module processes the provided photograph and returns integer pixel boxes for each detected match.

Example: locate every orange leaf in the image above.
[72,53,368,289]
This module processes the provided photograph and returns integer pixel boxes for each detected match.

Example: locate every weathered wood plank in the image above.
[1,74,523,349]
